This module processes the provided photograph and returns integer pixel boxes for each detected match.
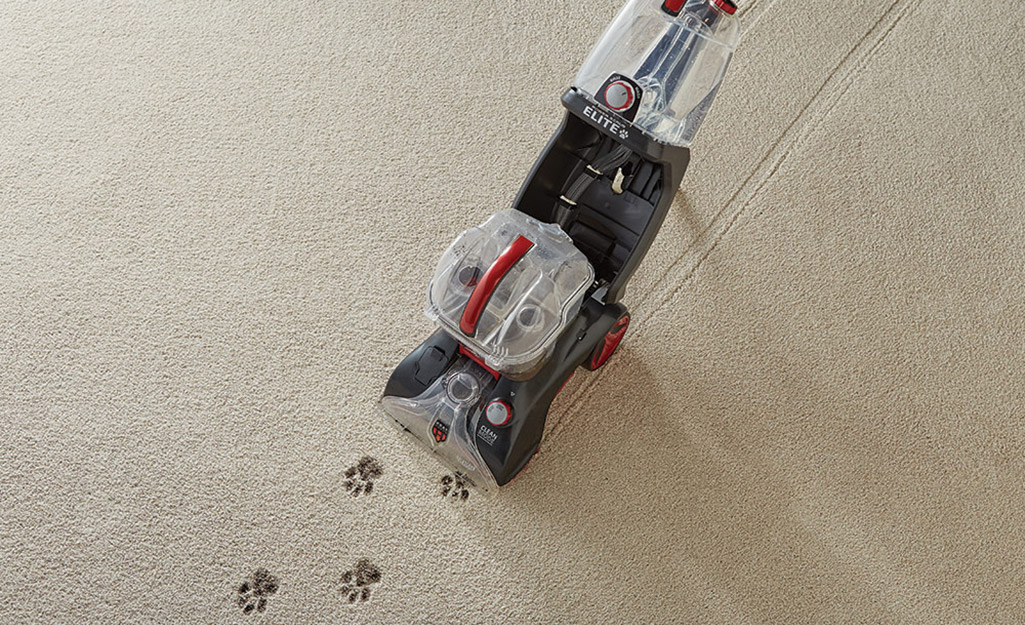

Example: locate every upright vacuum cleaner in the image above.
[381,0,742,492]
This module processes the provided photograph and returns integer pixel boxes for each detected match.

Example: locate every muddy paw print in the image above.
[236,567,280,615]
[344,456,383,496]
[440,474,470,501]
[340,558,382,603]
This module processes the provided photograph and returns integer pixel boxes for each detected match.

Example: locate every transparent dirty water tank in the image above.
[575,0,741,147]
[425,209,594,379]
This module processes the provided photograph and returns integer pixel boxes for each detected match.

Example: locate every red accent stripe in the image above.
[459,235,534,336]
[459,345,501,379]
[592,315,630,369]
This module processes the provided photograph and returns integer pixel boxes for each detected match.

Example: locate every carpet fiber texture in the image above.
[2,1,1024,623]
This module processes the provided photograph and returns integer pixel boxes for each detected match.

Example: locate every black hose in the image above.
[556,144,634,228]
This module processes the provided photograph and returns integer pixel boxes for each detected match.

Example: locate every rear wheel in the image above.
[584,314,630,371]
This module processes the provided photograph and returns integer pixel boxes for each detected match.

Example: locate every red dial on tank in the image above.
[603,80,635,112]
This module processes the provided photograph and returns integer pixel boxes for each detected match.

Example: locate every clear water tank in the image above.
[575,0,742,147]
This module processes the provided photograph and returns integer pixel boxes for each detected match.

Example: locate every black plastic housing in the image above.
[382,86,692,488]
[513,89,690,303]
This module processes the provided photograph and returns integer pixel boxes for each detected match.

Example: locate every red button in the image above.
[485,400,512,427]
[603,81,635,112]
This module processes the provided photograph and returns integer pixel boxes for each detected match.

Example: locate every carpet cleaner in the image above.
[381,0,742,492]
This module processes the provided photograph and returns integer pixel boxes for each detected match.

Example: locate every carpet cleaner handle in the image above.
[573,0,742,147]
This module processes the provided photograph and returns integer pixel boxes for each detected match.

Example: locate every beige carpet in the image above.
[3,1,1024,623]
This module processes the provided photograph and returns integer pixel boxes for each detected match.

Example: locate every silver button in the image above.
[604,81,634,111]
[485,400,511,426]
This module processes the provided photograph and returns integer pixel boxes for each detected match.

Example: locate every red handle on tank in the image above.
[662,0,686,14]
[664,0,738,16]
[459,236,534,336]
[713,0,738,15]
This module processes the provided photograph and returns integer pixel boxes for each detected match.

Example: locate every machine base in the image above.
[381,298,627,491]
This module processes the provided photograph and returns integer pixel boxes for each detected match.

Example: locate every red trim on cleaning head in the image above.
[712,0,738,15]
[459,235,534,336]
[459,345,500,379]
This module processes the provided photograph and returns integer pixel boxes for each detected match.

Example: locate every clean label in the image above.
[477,424,498,446]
